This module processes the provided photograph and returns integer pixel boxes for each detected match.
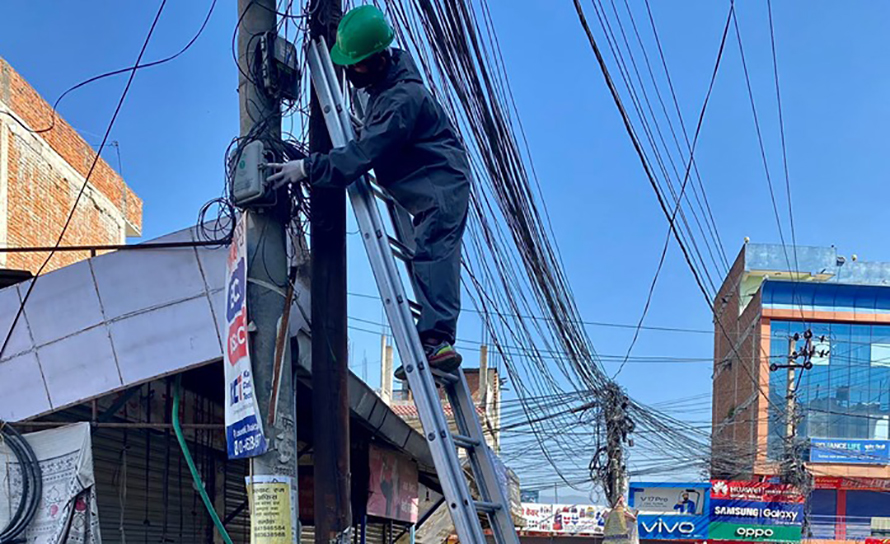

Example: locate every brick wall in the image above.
[712,245,766,479]
[0,56,142,273]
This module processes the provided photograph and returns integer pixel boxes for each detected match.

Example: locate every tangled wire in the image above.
[0,423,42,544]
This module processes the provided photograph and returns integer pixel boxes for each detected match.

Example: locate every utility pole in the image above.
[380,334,393,404]
[785,335,798,445]
[603,383,631,507]
[308,0,351,542]
[770,330,817,498]
[237,0,298,540]
[479,344,489,409]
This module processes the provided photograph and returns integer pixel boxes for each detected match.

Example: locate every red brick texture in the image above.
[1,57,142,273]
[712,245,765,479]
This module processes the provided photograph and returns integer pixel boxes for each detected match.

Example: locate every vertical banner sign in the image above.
[225,214,268,459]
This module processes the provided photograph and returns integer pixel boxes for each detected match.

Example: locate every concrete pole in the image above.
[604,384,626,508]
[381,334,393,404]
[237,0,298,540]
[479,344,489,409]
[785,336,798,461]
[308,0,351,542]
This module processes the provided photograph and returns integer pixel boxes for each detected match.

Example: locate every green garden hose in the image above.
[172,375,233,544]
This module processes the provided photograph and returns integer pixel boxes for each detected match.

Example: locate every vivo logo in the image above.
[641,519,697,535]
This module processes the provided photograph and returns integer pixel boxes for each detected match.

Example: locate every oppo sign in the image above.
[640,519,698,535]
[737,527,775,539]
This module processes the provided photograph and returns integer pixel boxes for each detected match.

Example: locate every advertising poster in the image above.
[629,482,710,540]
[367,444,419,523]
[224,213,268,459]
[520,503,607,535]
[708,481,803,543]
[810,438,890,465]
[246,475,297,544]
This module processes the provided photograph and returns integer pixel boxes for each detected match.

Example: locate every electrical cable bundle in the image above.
[0,423,42,544]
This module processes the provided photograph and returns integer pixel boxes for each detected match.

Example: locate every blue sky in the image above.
[3,1,890,500]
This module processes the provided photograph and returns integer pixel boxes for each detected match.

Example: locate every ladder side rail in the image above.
[447,371,521,544]
[308,40,488,544]
[322,40,520,544]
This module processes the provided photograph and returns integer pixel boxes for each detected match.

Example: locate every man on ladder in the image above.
[268,4,469,380]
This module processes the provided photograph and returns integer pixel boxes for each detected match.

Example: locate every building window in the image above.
[767,321,890,458]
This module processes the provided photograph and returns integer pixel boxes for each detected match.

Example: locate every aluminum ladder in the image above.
[307,38,520,544]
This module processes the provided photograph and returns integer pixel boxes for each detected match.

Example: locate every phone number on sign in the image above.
[233,434,262,457]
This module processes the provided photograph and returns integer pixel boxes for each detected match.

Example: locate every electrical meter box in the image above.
[261,32,300,101]
[231,140,268,206]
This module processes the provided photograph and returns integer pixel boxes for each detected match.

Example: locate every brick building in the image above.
[712,242,890,540]
[0,56,141,274]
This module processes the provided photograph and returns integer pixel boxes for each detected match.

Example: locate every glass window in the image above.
[829,324,852,438]
[767,322,792,459]
[767,320,890,442]
[848,325,872,439]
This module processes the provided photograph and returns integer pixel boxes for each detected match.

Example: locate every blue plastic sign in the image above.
[810,439,890,465]
[224,214,268,459]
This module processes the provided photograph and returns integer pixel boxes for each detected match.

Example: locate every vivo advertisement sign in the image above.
[629,482,710,540]
[810,438,890,465]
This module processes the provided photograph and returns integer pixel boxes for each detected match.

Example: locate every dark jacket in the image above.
[306,48,471,218]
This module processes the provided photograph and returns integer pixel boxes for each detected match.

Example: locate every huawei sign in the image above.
[709,480,804,504]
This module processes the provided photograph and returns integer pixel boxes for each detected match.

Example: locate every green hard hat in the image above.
[330,5,395,66]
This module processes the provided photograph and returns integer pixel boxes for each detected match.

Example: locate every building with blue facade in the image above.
[712,243,890,541]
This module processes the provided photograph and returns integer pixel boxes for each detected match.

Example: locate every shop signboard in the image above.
[520,503,607,535]
[708,481,803,543]
[816,476,890,491]
[810,438,890,465]
[629,482,710,540]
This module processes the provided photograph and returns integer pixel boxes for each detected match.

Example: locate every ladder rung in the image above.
[452,434,480,449]
[388,236,415,260]
[474,501,502,514]
[371,184,391,202]
[431,368,458,384]
[409,300,422,319]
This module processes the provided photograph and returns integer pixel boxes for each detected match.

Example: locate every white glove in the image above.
[266,159,307,188]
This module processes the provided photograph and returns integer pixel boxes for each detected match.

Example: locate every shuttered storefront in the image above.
[92,426,249,543]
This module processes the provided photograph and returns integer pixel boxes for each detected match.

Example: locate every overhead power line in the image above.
[0,0,218,136]
[573,1,802,469]
[347,291,711,335]
[613,0,733,378]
